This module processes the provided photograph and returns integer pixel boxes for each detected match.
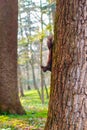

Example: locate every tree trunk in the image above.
[43,75,49,99]
[18,66,24,97]
[30,62,42,100]
[45,0,87,130]
[40,41,44,104]
[26,61,31,90]
[0,0,25,114]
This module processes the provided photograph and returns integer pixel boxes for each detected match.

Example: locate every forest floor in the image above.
[0,89,49,130]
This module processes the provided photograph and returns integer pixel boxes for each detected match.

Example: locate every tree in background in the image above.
[0,0,25,114]
[45,0,87,130]
[18,0,54,102]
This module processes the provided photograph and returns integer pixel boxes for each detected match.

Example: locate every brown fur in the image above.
[41,35,53,72]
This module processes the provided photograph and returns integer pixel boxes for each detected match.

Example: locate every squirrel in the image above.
[41,35,53,72]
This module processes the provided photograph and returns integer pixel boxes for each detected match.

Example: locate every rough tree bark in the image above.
[45,0,87,130]
[0,0,25,114]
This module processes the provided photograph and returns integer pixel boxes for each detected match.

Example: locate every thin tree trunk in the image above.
[18,66,24,97]
[26,61,31,90]
[30,62,42,100]
[43,76,49,99]
[44,82,49,99]
[45,0,87,130]
[40,0,44,104]
[40,40,44,104]
[0,0,25,114]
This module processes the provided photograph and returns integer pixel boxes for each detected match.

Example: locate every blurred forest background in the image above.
[18,0,56,103]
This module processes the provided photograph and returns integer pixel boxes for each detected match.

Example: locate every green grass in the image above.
[0,89,49,130]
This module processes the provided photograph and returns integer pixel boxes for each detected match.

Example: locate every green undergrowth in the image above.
[0,89,49,130]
